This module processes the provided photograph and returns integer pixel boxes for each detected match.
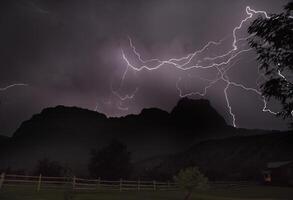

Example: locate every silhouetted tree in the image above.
[174,167,209,200]
[1,167,26,175]
[88,140,132,180]
[248,2,293,128]
[33,158,65,177]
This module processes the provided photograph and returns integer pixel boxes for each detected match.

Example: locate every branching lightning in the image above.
[277,67,293,117]
[0,83,28,92]
[114,6,283,127]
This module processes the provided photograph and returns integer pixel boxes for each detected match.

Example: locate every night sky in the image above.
[0,0,290,136]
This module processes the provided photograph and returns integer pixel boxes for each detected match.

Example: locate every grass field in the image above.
[0,185,292,200]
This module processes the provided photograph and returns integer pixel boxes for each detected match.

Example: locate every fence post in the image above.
[0,173,5,190]
[153,180,156,191]
[137,179,140,191]
[167,181,170,190]
[119,179,122,192]
[72,176,76,190]
[37,174,42,192]
[97,177,101,191]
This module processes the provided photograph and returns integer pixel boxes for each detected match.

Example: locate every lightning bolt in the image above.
[115,6,281,127]
[0,83,28,92]
[277,63,293,117]
[116,101,129,111]
[112,87,138,101]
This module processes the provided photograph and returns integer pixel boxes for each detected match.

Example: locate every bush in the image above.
[174,167,208,200]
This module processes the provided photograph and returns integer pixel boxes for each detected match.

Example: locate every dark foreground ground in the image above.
[0,185,293,200]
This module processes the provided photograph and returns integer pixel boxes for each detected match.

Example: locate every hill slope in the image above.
[136,132,293,181]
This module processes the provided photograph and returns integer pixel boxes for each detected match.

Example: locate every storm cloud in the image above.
[0,0,290,136]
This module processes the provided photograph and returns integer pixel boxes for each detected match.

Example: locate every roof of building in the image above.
[267,161,293,169]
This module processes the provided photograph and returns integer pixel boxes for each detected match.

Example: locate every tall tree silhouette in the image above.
[88,140,132,180]
[33,158,65,177]
[248,2,293,128]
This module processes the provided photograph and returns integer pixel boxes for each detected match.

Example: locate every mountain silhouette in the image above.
[170,98,227,132]
[0,98,279,176]
[0,135,8,146]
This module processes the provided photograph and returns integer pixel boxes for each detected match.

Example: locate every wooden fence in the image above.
[0,172,258,192]
[0,173,178,192]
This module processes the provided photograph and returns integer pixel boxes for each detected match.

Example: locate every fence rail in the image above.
[0,172,258,192]
[0,173,179,192]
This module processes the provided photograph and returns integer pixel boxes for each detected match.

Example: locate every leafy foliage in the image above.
[174,167,208,196]
[174,167,208,200]
[248,2,293,127]
[88,140,132,180]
